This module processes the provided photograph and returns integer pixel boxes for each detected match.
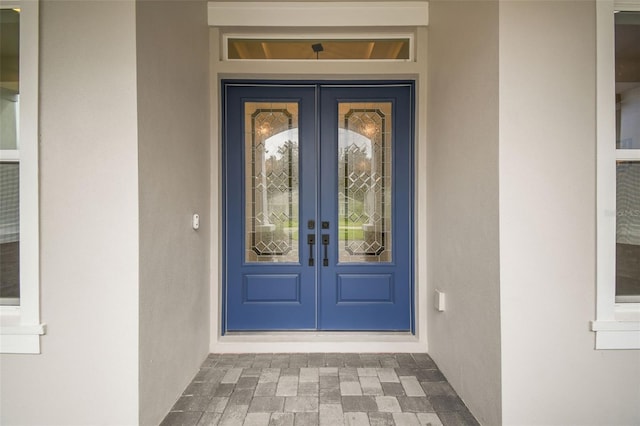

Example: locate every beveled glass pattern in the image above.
[245,103,299,263]
[338,102,392,263]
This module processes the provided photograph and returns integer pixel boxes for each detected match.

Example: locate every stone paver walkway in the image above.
[160,353,479,426]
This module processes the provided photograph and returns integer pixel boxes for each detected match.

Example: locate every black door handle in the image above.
[322,234,329,266]
[307,234,315,266]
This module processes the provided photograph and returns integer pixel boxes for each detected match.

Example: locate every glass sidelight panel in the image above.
[245,102,300,263]
[338,102,392,263]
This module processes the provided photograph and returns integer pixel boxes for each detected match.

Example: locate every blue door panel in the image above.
[224,84,317,330]
[337,274,394,303]
[318,85,413,331]
[244,274,301,302]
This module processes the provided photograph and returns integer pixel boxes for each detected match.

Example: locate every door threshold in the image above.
[211,331,426,353]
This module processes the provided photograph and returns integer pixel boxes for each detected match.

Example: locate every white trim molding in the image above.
[208,2,429,28]
[0,0,44,354]
[212,333,426,354]
[594,0,640,350]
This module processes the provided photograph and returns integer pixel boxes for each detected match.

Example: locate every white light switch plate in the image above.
[435,289,446,312]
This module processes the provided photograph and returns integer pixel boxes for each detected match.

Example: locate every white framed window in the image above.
[222,34,415,62]
[593,0,640,349]
[0,0,44,354]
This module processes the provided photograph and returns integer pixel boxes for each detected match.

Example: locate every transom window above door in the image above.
[225,36,412,61]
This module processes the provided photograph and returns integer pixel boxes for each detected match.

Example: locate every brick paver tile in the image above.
[368,412,394,426]
[319,404,344,426]
[276,376,299,397]
[381,382,405,396]
[376,369,400,383]
[400,377,426,397]
[319,388,342,404]
[205,396,229,413]
[416,413,444,426]
[172,395,212,412]
[344,412,370,426]
[320,376,339,389]
[269,412,294,426]
[319,367,339,376]
[341,396,377,412]
[298,382,319,396]
[357,368,378,377]
[244,412,271,426]
[248,396,285,413]
[229,389,255,406]
[294,412,319,426]
[197,412,221,426]
[339,368,359,382]
[419,382,456,397]
[300,368,319,383]
[219,404,249,426]
[255,382,277,397]
[397,397,434,413]
[222,368,243,384]
[393,412,421,426]
[340,381,363,396]
[160,412,202,426]
[284,396,319,412]
[281,368,300,377]
[242,368,263,378]
[259,368,281,384]
[375,396,402,413]
[237,377,260,390]
[360,376,384,396]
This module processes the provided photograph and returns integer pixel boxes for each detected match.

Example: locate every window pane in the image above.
[244,102,300,263]
[616,161,640,301]
[615,11,640,149]
[1,8,20,150]
[338,102,392,263]
[228,38,410,60]
[0,162,19,304]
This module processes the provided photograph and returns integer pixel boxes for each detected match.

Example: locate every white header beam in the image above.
[208,2,429,27]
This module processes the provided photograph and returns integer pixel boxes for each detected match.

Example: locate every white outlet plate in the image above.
[434,289,445,312]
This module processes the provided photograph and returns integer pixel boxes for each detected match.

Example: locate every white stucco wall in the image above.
[136,1,211,425]
[426,1,502,425]
[0,1,140,424]
[499,1,640,424]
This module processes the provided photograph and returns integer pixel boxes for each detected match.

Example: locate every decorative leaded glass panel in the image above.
[338,102,392,263]
[244,102,299,263]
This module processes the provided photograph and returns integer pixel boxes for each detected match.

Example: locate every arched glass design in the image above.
[244,102,300,263]
[338,102,393,263]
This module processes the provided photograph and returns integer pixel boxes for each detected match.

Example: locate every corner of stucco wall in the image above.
[426,1,502,425]
[136,0,211,424]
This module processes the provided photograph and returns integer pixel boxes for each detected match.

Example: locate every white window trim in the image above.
[0,0,45,354]
[592,0,640,350]
[222,32,416,63]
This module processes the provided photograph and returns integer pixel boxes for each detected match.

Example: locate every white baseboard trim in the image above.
[210,332,427,353]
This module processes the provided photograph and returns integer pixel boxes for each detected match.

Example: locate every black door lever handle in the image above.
[322,234,329,266]
[307,234,315,266]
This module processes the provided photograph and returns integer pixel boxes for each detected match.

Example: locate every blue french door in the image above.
[223,82,413,332]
